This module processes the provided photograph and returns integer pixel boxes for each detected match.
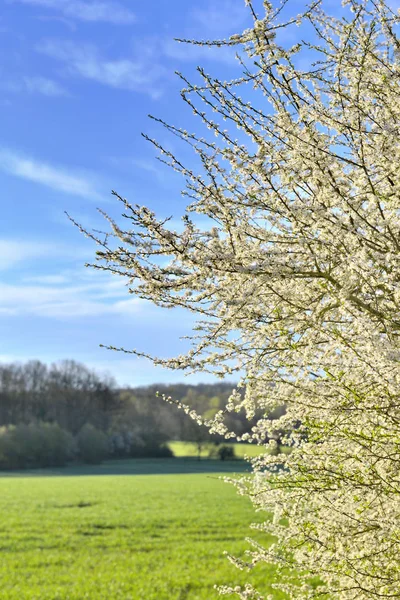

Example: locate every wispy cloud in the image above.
[1,76,68,96]
[0,240,51,271]
[0,279,145,319]
[0,265,194,323]
[0,240,92,272]
[23,273,71,284]
[11,0,136,25]
[23,76,68,96]
[0,148,102,199]
[37,40,167,98]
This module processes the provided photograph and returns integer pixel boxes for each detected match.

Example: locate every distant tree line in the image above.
[0,360,118,433]
[0,360,285,469]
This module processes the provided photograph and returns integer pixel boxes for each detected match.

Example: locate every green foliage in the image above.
[142,443,173,458]
[0,422,75,469]
[208,444,237,461]
[76,424,108,464]
[0,361,286,463]
[0,463,285,599]
[216,445,236,461]
[108,391,172,459]
[123,383,282,442]
[0,360,286,468]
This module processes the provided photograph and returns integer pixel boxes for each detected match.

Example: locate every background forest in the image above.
[0,360,284,469]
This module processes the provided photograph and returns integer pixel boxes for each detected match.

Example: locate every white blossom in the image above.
[77,1,400,598]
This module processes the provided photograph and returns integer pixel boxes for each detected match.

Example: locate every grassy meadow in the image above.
[0,457,285,600]
[167,440,266,459]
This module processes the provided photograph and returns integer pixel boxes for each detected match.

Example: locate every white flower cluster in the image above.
[80,1,400,598]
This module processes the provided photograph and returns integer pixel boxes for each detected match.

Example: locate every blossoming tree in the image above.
[77,0,400,597]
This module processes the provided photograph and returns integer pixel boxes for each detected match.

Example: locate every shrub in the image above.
[0,426,19,469]
[108,426,174,459]
[76,424,108,464]
[208,444,236,461]
[26,422,75,467]
[217,445,235,461]
[0,422,75,469]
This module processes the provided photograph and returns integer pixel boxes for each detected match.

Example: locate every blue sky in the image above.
[0,0,255,386]
[1,0,398,386]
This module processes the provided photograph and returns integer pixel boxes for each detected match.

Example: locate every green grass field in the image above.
[168,441,291,460]
[0,458,286,600]
[168,441,265,459]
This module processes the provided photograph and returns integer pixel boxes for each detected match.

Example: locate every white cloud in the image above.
[23,76,68,96]
[0,240,52,271]
[0,265,196,326]
[0,148,102,199]
[1,76,68,96]
[0,240,94,272]
[23,273,71,284]
[11,0,136,25]
[37,40,166,98]
[0,279,145,318]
